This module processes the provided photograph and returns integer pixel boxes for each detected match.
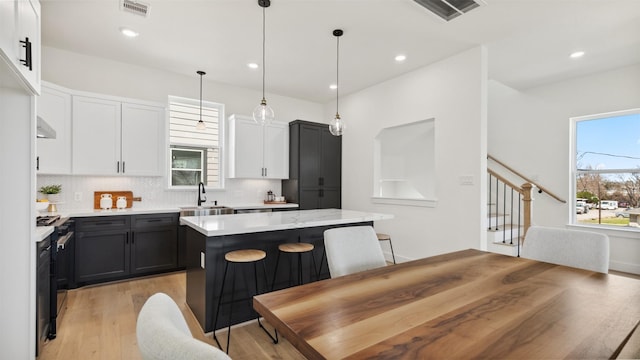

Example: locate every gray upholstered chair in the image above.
[522,226,609,274]
[136,292,231,360]
[323,226,387,278]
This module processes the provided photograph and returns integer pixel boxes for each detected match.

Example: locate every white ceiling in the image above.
[41,0,640,103]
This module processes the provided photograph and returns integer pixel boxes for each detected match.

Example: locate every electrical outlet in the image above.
[74,192,82,201]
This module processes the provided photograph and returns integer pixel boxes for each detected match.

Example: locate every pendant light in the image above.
[329,29,344,136]
[196,70,206,130]
[252,0,275,125]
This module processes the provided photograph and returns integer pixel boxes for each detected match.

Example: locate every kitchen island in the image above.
[181,209,393,332]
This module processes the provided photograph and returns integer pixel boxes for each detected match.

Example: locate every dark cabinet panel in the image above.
[75,229,130,284]
[283,120,341,209]
[299,124,322,186]
[131,226,178,274]
[36,237,51,356]
[320,127,342,188]
[74,214,178,286]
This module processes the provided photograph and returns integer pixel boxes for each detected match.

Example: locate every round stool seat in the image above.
[278,243,314,253]
[376,233,391,241]
[225,249,266,263]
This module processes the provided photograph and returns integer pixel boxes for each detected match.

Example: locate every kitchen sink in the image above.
[179,206,234,217]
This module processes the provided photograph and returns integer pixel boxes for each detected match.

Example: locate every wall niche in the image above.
[372,119,437,207]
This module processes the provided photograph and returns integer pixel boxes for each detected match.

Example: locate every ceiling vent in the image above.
[120,0,150,17]
[413,0,485,21]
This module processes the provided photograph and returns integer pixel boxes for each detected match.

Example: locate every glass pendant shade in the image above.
[253,98,275,125]
[329,113,344,136]
[196,120,206,130]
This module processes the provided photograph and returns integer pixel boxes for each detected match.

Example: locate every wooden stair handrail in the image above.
[487,168,525,196]
[488,155,566,204]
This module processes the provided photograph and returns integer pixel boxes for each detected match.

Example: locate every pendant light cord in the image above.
[336,34,340,116]
[261,5,266,102]
[199,73,203,121]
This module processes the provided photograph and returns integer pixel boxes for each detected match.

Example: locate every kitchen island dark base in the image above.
[185,221,373,332]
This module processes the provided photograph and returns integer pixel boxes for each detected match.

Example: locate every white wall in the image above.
[337,47,488,261]
[39,46,326,209]
[0,66,37,358]
[488,64,640,274]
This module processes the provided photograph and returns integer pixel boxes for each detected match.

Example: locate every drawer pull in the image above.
[19,37,32,71]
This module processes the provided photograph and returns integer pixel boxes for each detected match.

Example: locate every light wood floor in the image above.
[39,271,306,360]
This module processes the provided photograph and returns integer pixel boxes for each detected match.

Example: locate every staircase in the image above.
[486,155,566,257]
[486,211,523,257]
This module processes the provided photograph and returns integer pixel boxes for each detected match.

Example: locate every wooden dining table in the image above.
[253,249,640,359]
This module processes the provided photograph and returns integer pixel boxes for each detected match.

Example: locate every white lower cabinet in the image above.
[227,114,288,179]
[72,95,165,176]
[37,83,71,174]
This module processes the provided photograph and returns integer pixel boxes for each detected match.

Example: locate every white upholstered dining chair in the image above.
[522,226,610,274]
[136,292,231,360]
[323,226,387,278]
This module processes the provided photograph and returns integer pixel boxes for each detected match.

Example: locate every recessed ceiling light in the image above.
[329,84,337,90]
[247,63,259,69]
[119,27,139,38]
[395,54,407,62]
[570,51,585,59]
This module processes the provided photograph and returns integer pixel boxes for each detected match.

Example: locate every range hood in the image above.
[37,116,56,139]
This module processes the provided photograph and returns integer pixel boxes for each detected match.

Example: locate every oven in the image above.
[36,215,74,340]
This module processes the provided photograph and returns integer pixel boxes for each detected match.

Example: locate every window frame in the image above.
[570,108,640,229]
[167,95,225,190]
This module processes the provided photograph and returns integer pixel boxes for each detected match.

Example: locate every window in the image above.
[168,96,224,189]
[572,108,640,228]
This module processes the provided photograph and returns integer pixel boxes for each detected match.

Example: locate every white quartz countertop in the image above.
[180,208,394,237]
[35,226,54,243]
[41,202,298,218]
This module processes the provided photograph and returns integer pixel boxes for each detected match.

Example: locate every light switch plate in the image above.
[459,175,474,185]
[74,192,82,201]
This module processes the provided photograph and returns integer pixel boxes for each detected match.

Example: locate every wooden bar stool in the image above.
[271,242,318,291]
[213,249,278,354]
[376,233,396,264]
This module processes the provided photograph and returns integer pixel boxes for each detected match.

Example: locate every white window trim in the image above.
[569,108,639,230]
[167,95,225,190]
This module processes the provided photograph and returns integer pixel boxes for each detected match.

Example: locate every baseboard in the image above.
[609,260,640,276]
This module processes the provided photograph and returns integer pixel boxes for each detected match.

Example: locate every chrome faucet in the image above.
[197,182,207,206]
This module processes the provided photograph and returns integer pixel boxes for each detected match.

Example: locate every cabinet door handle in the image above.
[19,37,32,71]
[117,161,120,173]
[264,167,267,177]
[36,156,39,171]
[122,161,126,173]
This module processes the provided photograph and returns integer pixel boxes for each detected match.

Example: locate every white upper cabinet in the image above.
[0,0,40,94]
[227,114,288,179]
[37,83,71,174]
[72,94,165,176]
[72,96,121,175]
[121,103,165,176]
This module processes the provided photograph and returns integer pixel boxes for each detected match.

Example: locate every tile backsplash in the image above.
[37,175,283,211]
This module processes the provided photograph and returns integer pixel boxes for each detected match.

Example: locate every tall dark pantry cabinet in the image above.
[282,120,342,209]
